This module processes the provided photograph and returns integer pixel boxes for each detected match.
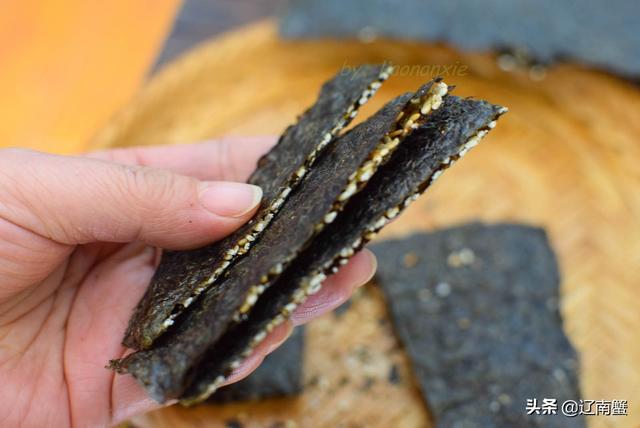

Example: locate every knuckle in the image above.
[117,165,186,213]
[213,138,232,181]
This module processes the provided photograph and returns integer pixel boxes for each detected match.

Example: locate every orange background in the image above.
[0,0,181,154]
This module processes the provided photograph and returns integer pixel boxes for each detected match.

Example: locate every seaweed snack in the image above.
[114,79,453,401]
[372,223,584,428]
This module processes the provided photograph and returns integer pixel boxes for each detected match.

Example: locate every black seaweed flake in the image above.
[123,64,391,350]
[387,364,401,385]
[224,419,243,428]
[372,223,584,428]
[179,95,506,404]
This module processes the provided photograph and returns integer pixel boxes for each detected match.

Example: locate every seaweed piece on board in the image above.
[123,64,391,350]
[207,327,305,404]
[180,95,506,404]
[372,223,584,427]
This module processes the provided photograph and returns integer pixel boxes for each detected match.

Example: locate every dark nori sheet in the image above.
[114,90,424,402]
[180,95,505,403]
[122,65,388,350]
[207,327,305,404]
[372,222,584,427]
[280,0,640,79]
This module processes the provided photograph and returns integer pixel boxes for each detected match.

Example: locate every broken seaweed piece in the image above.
[179,95,505,404]
[114,80,451,402]
[207,327,304,403]
[372,223,584,427]
[123,64,391,350]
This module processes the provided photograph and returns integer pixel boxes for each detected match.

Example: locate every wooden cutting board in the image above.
[94,21,640,428]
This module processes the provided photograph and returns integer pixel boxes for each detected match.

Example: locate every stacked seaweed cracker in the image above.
[111,64,507,405]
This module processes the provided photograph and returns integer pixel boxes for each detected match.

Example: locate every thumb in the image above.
[0,149,262,249]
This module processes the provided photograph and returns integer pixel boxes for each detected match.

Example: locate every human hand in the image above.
[0,138,377,427]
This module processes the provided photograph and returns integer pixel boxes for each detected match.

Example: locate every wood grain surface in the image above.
[95,21,640,428]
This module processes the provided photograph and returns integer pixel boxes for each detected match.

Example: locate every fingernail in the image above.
[363,249,378,284]
[352,249,378,288]
[267,323,294,354]
[199,182,262,218]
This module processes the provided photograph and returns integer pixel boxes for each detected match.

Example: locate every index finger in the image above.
[87,136,276,182]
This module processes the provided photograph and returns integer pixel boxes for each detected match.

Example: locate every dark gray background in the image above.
[153,0,287,71]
